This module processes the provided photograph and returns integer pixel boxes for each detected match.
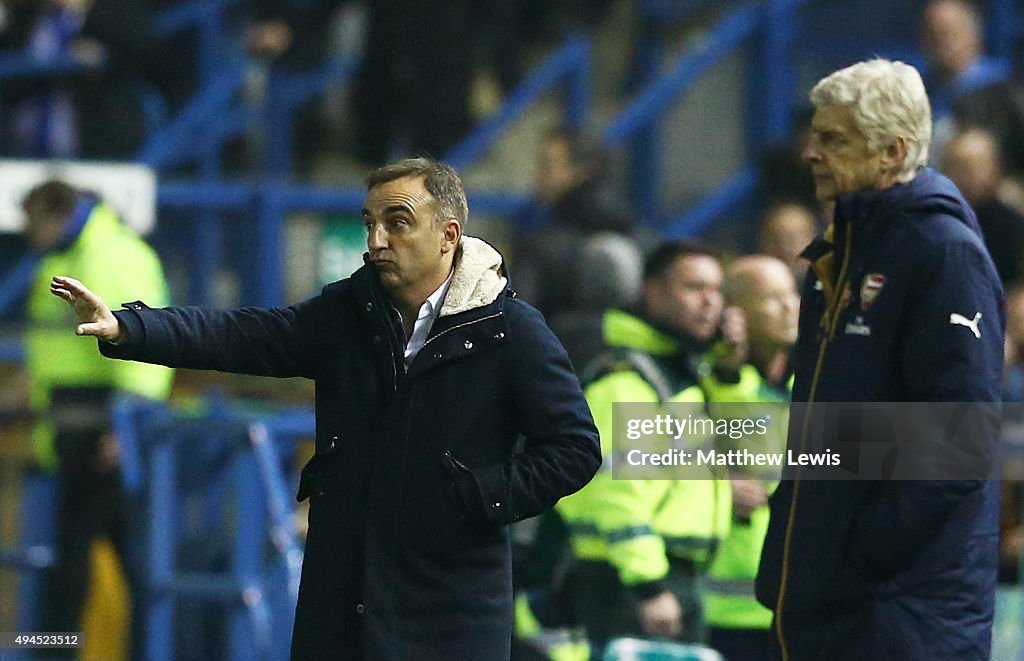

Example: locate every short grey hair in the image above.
[366,158,469,227]
[810,58,932,182]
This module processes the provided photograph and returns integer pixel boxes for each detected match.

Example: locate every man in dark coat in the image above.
[49,158,602,660]
[755,59,1004,659]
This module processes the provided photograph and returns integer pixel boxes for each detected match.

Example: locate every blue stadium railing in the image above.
[602,0,797,234]
[0,396,315,661]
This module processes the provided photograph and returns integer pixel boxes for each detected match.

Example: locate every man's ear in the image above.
[440,219,462,253]
[881,136,908,174]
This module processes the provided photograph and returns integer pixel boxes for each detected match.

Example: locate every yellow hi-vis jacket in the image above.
[703,377,792,630]
[26,202,174,469]
[556,309,762,591]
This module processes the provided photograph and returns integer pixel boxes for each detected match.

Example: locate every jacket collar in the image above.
[439,236,508,317]
[602,307,713,358]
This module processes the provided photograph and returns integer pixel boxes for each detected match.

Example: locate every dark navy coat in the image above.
[101,238,601,660]
[755,170,1004,660]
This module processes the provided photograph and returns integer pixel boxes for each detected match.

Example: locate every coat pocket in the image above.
[296,441,339,502]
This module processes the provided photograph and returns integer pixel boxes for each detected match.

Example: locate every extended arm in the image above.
[51,275,321,379]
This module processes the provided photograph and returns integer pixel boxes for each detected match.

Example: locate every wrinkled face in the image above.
[534,137,580,204]
[646,255,724,342]
[739,262,800,349]
[803,104,886,202]
[362,176,453,295]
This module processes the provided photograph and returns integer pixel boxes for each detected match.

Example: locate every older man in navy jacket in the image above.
[50,159,602,660]
[755,60,1004,659]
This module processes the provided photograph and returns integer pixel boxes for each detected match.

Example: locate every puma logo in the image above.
[949,312,982,339]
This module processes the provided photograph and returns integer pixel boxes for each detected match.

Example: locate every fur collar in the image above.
[439,236,507,317]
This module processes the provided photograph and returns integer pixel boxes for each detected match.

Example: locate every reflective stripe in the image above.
[567,521,659,544]
[606,525,655,543]
[663,535,719,553]
[705,578,756,597]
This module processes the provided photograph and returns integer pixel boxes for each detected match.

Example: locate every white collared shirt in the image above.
[403,270,454,369]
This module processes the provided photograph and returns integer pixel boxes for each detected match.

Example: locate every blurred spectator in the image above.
[722,256,798,391]
[704,255,799,661]
[556,242,758,651]
[1001,284,1024,584]
[0,0,161,160]
[514,127,634,313]
[921,0,1024,175]
[1004,283,1024,401]
[512,126,642,367]
[757,106,818,211]
[242,0,350,172]
[22,180,173,658]
[757,201,820,282]
[352,0,476,164]
[942,126,1024,284]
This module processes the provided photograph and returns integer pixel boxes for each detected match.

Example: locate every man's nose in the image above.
[802,139,821,164]
[367,224,387,251]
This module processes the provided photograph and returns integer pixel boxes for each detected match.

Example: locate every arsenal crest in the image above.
[860,273,886,311]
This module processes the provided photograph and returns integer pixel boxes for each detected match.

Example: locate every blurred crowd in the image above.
[0,0,614,169]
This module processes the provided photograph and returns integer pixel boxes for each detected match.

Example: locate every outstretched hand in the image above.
[50,276,122,342]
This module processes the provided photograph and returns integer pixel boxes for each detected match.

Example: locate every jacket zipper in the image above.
[421,311,503,349]
[774,227,853,661]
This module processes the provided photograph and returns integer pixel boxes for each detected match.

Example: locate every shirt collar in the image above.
[419,268,454,321]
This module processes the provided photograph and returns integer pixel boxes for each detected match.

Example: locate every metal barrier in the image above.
[0,396,314,660]
[444,34,591,169]
[603,0,802,231]
[124,397,312,661]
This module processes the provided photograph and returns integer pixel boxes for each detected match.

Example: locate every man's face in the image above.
[646,255,723,342]
[759,205,818,267]
[534,137,580,204]
[362,176,453,295]
[922,0,979,77]
[803,104,886,202]
[24,203,65,252]
[737,262,800,350]
[942,130,1000,205]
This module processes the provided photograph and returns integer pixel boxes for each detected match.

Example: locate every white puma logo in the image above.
[949,312,982,339]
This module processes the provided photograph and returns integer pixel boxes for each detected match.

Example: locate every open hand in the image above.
[50,276,122,342]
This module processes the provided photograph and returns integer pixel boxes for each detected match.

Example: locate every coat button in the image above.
[464,340,473,350]
[493,501,501,508]
[493,332,505,339]
[373,335,382,345]
[365,302,374,312]
[355,603,365,614]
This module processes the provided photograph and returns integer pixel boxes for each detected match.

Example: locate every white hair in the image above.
[810,58,932,183]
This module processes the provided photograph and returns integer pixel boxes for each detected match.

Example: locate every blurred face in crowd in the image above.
[729,257,800,352]
[23,201,67,252]
[645,254,724,342]
[759,203,818,276]
[534,136,583,204]
[922,0,981,78]
[1005,287,1024,370]
[803,104,893,202]
[942,128,1000,206]
[363,176,459,301]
